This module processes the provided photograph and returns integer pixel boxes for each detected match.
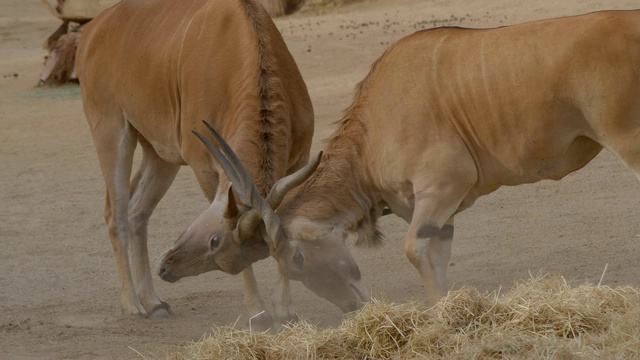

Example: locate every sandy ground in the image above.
[2,0,640,358]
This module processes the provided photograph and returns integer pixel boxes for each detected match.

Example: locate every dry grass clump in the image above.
[158,274,640,359]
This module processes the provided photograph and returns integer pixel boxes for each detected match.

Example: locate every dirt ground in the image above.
[2,0,640,358]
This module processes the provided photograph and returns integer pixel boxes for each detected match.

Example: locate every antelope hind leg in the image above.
[93,117,149,316]
[128,140,180,317]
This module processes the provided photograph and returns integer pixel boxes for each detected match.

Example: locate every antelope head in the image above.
[156,182,270,282]
[189,121,370,313]
[156,121,320,283]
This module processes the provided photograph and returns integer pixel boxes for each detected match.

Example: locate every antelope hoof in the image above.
[148,301,173,318]
[122,304,150,318]
[149,308,172,318]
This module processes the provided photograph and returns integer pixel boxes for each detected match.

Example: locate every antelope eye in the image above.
[210,235,220,251]
[292,250,304,267]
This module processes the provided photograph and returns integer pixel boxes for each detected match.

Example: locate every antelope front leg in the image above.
[271,274,298,327]
[242,266,273,331]
[402,149,476,305]
[405,217,454,305]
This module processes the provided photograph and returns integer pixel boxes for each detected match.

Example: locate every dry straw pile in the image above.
[156,275,640,359]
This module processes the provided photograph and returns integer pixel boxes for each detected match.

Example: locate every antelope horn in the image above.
[194,121,322,252]
[191,129,253,208]
[239,151,323,246]
[193,121,280,250]
[266,151,322,209]
[201,120,263,207]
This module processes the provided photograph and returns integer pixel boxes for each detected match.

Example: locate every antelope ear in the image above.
[223,184,239,219]
[234,209,262,244]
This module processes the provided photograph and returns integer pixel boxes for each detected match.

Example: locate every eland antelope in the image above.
[76,0,314,328]
[164,9,640,313]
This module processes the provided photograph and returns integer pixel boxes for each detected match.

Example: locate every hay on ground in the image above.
[155,274,640,359]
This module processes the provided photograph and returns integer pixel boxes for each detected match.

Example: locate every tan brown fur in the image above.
[242,0,278,195]
[232,10,640,312]
[77,0,313,328]
[281,55,396,246]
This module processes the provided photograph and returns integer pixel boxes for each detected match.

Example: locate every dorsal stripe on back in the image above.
[240,0,276,195]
